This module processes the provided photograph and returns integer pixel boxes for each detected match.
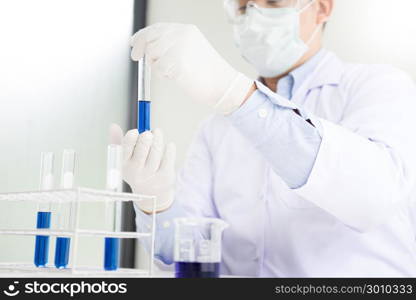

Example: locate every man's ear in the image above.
[317,0,333,26]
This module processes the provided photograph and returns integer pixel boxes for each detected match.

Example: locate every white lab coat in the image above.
[175,51,416,277]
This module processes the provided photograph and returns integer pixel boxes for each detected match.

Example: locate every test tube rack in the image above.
[0,188,157,278]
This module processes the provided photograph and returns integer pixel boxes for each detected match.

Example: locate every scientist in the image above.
[122,0,416,277]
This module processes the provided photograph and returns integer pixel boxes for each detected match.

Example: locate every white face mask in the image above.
[233,0,320,78]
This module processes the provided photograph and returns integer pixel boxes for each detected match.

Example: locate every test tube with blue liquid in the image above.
[54,150,76,269]
[34,152,54,267]
[138,56,151,134]
[104,144,123,271]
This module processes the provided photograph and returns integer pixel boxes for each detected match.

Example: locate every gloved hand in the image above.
[130,23,255,114]
[122,128,176,213]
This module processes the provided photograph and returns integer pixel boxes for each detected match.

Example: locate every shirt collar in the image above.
[289,48,328,94]
[260,49,345,99]
[306,50,344,89]
[275,49,327,99]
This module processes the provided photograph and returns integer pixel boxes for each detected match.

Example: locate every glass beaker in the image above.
[174,218,228,278]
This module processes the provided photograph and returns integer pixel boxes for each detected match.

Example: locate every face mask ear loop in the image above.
[306,23,323,45]
[299,0,316,13]
[299,0,321,46]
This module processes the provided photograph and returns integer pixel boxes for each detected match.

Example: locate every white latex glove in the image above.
[122,128,176,214]
[130,23,254,114]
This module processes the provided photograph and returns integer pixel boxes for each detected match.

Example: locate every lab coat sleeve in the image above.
[134,119,218,264]
[228,81,322,189]
[229,68,416,232]
[295,67,416,232]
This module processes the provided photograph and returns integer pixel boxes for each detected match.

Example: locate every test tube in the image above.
[34,152,54,267]
[138,56,151,133]
[104,144,122,271]
[54,150,76,269]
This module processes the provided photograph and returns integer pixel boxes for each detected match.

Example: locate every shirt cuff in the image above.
[226,81,322,189]
[228,89,269,123]
[234,81,321,128]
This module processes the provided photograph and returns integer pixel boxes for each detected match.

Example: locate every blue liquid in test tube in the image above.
[104,145,122,271]
[54,150,76,269]
[138,101,151,133]
[34,152,54,267]
[34,212,52,267]
[138,56,151,134]
[55,237,71,269]
[104,237,120,271]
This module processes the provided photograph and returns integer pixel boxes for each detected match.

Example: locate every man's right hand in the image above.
[122,128,176,214]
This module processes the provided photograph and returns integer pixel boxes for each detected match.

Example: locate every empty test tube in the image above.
[54,150,76,269]
[34,152,54,267]
[104,144,123,271]
[138,56,151,134]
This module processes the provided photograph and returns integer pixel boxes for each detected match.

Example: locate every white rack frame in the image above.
[0,188,157,277]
